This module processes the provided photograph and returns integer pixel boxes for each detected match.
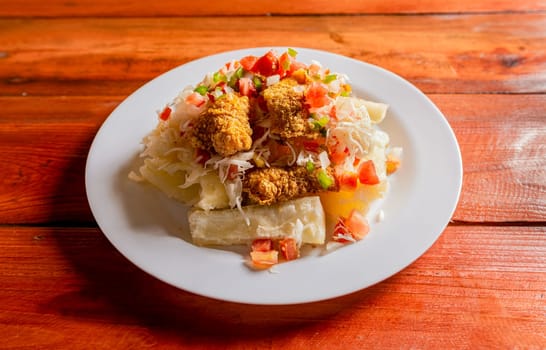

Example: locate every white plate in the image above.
[85,47,462,305]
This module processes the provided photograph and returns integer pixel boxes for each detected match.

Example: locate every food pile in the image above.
[130,49,401,269]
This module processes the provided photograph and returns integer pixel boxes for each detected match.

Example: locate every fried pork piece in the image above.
[263,78,311,140]
[190,93,252,157]
[243,166,338,206]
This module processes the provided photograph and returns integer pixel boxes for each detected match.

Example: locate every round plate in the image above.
[85,47,462,305]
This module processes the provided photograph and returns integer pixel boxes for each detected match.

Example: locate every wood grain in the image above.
[0,97,118,224]
[0,95,544,225]
[1,0,545,17]
[0,4,545,348]
[429,94,546,223]
[1,14,545,96]
[0,225,544,348]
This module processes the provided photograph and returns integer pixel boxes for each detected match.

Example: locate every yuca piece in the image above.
[188,196,325,246]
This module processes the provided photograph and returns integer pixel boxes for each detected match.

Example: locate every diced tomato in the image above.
[345,209,370,240]
[329,105,337,119]
[288,61,307,76]
[185,92,206,107]
[331,211,369,243]
[305,82,330,109]
[279,238,299,261]
[159,106,171,121]
[251,238,273,252]
[358,160,380,185]
[252,50,279,77]
[195,148,211,165]
[240,55,258,71]
[332,217,352,243]
[278,52,292,78]
[238,77,256,97]
[329,145,349,165]
[308,62,322,76]
[332,218,346,235]
[250,250,279,269]
[302,139,321,153]
[227,164,239,180]
[290,68,307,84]
[386,154,401,175]
[216,81,227,90]
[336,171,358,191]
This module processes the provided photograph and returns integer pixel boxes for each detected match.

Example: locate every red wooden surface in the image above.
[0,1,545,348]
[1,226,544,348]
[2,0,546,16]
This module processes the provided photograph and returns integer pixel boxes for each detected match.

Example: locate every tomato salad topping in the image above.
[137,48,401,269]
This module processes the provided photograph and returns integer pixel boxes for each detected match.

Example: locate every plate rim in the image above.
[85,47,463,305]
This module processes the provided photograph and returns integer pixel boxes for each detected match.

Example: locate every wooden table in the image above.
[1,1,545,348]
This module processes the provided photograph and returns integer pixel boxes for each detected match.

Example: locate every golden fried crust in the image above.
[263,78,311,140]
[243,166,338,206]
[190,93,252,157]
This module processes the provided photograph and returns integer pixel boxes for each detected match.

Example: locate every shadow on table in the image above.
[48,223,390,345]
[48,136,390,345]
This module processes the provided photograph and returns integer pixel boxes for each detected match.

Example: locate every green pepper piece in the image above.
[213,71,227,83]
[194,85,209,96]
[253,76,263,91]
[228,67,244,88]
[323,74,337,84]
[306,161,315,172]
[288,48,298,57]
[317,169,334,189]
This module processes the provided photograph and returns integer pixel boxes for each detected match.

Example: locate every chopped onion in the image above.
[266,74,280,86]
[388,146,403,159]
[318,151,331,169]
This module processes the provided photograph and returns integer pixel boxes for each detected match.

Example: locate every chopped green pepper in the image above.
[306,161,315,172]
[288,48,298,57]
[282,58,291,71]
[315,115,330,127]
[213,71,227,83]
[228,67,244,88]
[253,76,263,91]
[194,85,209,96]
[323,74,337,84]
[312,115,329,136]
[317,169,334,189]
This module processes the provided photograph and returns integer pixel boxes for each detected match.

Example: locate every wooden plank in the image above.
[0,14,545,95]
[0,97,119,224]
[0,94,544,225]
[430,94,546,223]
[0,225,544,348]
[1,0,545,17]
[1,79,145,98]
